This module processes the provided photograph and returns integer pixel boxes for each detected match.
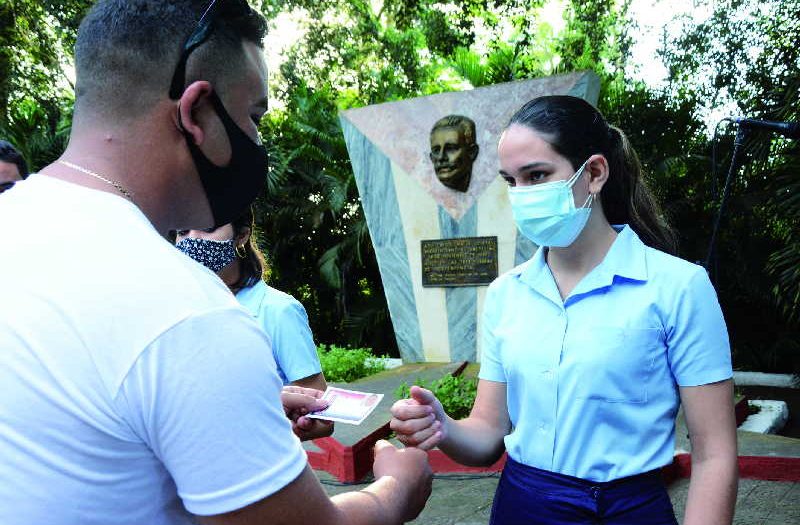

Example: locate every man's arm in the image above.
[680,379,738,525]
[198,442,432,525]
[120,309,430,522]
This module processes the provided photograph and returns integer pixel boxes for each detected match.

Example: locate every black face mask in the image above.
[181,90,268,228]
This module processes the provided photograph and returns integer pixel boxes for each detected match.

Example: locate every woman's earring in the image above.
[235,244,246,258]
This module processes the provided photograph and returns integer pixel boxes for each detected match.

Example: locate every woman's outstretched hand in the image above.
[390,386,448,450]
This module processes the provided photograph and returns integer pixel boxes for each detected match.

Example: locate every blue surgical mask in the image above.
[176,237,236,273]
[508,159,594,247]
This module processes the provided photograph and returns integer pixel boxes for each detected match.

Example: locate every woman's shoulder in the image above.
[238,281,308,324]
[640,244,710,293]
[261,284,302,307]
[485,257,538,297]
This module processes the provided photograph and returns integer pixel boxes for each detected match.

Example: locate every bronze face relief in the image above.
[429,115,479,192]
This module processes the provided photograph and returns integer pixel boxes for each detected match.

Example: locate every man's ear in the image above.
[586,154,610,195]
[175,81,213,146]
[469,143,479,161]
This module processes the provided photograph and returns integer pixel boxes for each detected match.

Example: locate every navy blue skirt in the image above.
[489,457,678,525]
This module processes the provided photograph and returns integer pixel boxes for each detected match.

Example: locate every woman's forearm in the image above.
[437,415,507,467]
[683,454,738,525]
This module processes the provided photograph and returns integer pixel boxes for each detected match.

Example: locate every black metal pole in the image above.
[704,125,750,278]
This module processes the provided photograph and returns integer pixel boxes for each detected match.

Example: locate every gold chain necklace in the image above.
[57,160,135,204]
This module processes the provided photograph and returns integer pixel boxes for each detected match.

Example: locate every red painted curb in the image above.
[428,449,506,473]
[670,453,800,482]
[738,455,800,481]
[310,447,800,483]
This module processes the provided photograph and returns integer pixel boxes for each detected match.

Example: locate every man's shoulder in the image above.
[81,208,237,313]
[1,174,241,354]
[145,239,237,308]
[0,183,249,401]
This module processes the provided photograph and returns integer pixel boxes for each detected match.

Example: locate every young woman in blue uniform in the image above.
[175,209,327,389]
[176,208,332,439]
[390,95,737,524]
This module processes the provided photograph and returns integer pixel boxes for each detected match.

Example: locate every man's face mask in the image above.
[169,0,268,228]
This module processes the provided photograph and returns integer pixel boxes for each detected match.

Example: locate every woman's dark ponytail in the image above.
[508,96,678,255]
[231,207,269,291]
[604,125,677,255]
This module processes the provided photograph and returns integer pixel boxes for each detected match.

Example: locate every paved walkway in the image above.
[671,477,799,525]
[311,364,800,522]
[316,422,800,524]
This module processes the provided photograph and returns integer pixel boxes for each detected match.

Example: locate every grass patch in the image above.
[317,344,388,383]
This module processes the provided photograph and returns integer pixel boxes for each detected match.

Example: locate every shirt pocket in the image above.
[571,327,662,403]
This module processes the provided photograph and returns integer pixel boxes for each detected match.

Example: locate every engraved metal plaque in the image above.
[421,236,498,287]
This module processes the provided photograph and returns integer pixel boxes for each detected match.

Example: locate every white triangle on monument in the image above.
[341,72,591,220]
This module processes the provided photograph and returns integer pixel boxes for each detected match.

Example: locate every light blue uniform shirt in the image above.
[236,280,322,385]
[479,225,732,482]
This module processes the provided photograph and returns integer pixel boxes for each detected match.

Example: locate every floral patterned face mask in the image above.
[175,237,236,273]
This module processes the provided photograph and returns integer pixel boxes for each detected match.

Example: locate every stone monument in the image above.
[340,71,600,363]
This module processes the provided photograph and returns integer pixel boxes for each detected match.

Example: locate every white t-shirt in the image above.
[0,175,307,524]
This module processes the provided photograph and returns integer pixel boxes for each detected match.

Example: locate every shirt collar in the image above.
[602,225,649,282]
[515,225,649,304]
[516,243,562,306]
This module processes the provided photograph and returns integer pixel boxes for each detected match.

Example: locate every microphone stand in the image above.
[704,125,750,280]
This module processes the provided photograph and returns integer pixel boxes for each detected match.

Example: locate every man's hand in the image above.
[281,385,334,441]
[371,440,433,522]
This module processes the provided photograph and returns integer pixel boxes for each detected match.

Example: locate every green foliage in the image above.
[258,82,396,352]
[257,0,561,354]
[556,0,632,80]
[0,95,72,172]
[317,344,388,383]
[0,1,91,124]
[658,0,800,370]
[0,0,90,170]
[395,375,478,420]
[6,0,798,373]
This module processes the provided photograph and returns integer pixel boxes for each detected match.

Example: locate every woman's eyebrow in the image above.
[517,161,554,171]
[499,161,554,177]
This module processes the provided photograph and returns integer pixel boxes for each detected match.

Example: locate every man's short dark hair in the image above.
[74,0,267,120]
[0,140,28,179]
[431,115,476,145]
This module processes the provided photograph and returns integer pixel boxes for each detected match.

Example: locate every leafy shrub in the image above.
[395,375,478,420]
[317,344,388,383]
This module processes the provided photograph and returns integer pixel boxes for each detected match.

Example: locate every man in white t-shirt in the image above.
[0,1,431,524]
